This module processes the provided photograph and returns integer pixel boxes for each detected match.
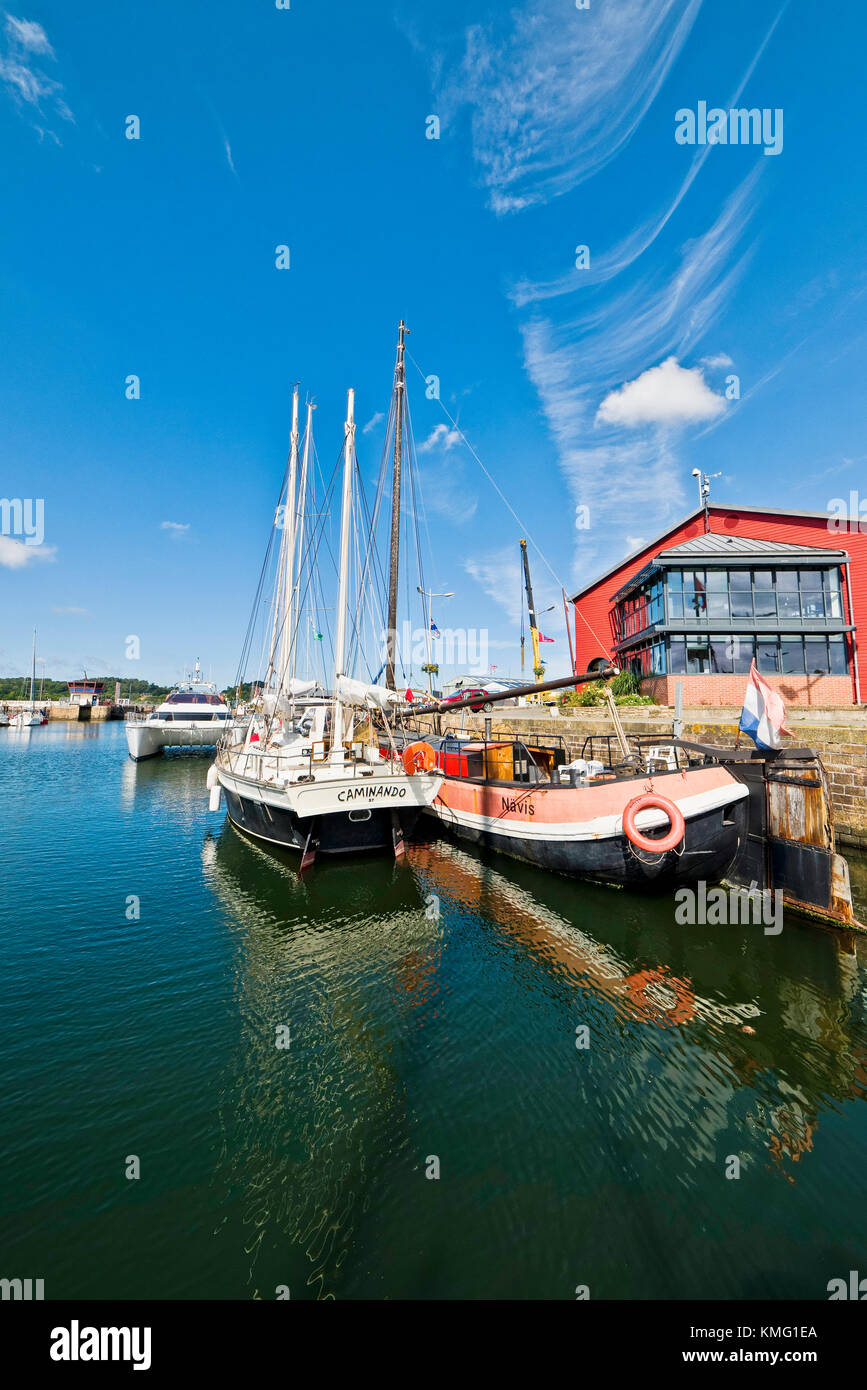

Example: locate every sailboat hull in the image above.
[221,786,424,856]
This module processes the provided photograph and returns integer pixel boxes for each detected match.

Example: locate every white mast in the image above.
[332,388,355,753]
[279,386,302,688]
[266,387,301,693]
[290,402,315,676]
[29,628,36,711]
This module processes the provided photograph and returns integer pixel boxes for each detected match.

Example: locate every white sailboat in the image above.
[212,373,442,868]
[10,630,47,728]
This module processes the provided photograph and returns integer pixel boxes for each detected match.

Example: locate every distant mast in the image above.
[385,320,407,690]
[29,628,36,711]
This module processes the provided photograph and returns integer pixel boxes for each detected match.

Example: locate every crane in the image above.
[520,539,544,685]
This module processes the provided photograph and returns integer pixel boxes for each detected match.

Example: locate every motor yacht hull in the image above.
[125,720,231,760]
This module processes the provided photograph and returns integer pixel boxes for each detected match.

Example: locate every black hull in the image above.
[222,787,424,858]
[427,799,749,893]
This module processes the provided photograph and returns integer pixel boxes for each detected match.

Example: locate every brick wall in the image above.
[641,674,853,708]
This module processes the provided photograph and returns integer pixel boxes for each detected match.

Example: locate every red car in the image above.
[440,686,494,713]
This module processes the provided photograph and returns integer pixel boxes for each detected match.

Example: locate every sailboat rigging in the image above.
[211,348,443,868]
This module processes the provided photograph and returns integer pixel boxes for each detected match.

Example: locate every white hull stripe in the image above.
[217,767,442,818]
[430,781,748,844]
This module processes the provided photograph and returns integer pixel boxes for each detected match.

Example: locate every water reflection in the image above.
[120,747,212,811]
[203,822,442,1299]
[200,814,867,1298]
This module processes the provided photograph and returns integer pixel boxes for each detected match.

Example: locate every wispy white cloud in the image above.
[0,13,73,134]
[520,167,761,584]
[437,0,701,215]
[363,411,384,435]
[6,15,52,53]
[597,357,726,428]
[464,548,525,626]
[223,138,236,176]
[0,535,56,568]
[51,604,90,616]
[417,422,462,455]
[160,521,190,537]
[509,6,787,305]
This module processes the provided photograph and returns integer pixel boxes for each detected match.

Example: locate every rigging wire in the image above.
[405,349,611,663]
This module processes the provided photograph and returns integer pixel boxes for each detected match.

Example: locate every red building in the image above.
[570,505,865,707]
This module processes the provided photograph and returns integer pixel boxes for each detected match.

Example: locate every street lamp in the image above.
[417,586,454,698]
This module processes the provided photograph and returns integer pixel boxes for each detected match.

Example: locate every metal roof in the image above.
[657,533,847,561]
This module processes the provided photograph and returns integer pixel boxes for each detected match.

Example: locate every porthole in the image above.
[348,809,371,822]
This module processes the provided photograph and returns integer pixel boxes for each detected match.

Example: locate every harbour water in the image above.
[2,720,867,1300]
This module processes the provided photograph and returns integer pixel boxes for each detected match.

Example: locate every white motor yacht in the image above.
[126,662,233,760]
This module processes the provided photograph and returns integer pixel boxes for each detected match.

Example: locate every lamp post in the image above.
[417,586,453,698]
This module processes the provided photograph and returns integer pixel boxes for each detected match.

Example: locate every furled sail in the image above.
[335,675,403,711]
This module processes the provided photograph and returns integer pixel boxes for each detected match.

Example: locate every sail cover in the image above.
[335,676,402,711]
[262,679,322,717]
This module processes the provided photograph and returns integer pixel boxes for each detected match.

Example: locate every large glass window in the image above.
[686,635,710,674]
[667,570,683,619]
[753,571,776,618]
[683,570,707,618]
[804,637,829,673]
[732,635,755,673]
[757,638,779,673]
[824,569,843,619]
[829,636,848,674]
[706,569,730,619]
[800,570,825,619]
[729,569,753,618]
[776,570,801,619]
[709,634,733,673]
[780,634,805,674]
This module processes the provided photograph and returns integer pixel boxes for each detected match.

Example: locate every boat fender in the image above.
[402,740,436,775]
[623,967,695,1027]
[206,764,220,790]
[208,784,222,812]
[622,793,685,854]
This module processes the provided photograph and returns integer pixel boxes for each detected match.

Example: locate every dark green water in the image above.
[2,721,866,1300]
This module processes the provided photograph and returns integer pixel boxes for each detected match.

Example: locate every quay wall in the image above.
[415,705,867,849]
[1,701,120,722]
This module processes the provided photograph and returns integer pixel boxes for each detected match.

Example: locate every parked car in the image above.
[441,686,494,713]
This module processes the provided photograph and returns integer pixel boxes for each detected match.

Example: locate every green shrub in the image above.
[558,682,656,708]
[610,669,642,696]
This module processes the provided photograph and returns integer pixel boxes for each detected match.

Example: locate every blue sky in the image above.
[1,0,865,688]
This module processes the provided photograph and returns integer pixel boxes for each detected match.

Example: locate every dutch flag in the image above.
[738,661,793,751]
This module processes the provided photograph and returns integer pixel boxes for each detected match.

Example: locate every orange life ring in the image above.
[624,967,695,1027]
[622,792,685,854]
[402,740,436,774]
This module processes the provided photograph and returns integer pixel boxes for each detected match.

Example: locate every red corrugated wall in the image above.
[572,507,866,703]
